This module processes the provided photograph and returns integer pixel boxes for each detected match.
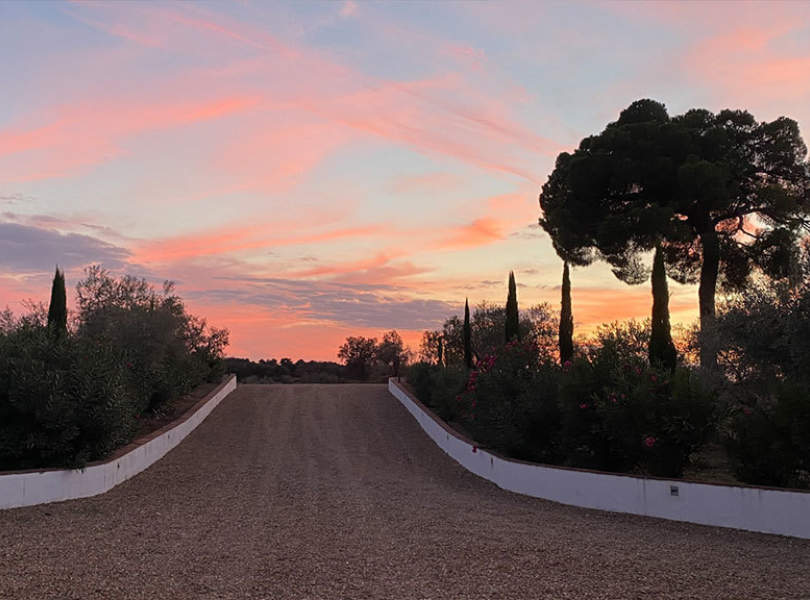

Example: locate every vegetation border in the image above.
[0,374,237,508]
[389,377,810,539]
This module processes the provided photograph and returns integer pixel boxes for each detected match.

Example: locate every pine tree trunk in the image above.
[559,262,574,365]
[649,246,677,371]
[698,229,720,370]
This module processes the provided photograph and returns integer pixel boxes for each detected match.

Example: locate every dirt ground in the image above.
[1,383,808,599]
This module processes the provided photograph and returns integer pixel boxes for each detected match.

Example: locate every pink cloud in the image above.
[53,2,558,184]
[438,217,504,250]
[0,95,259,183]
[132,223,389,264]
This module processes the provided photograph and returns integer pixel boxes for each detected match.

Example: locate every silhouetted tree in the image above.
[463,298,472,369]
[437,336,444,367]
[337,336,377,380]
[377,330,408,377]
[47,267,67,337]
[540,98,810,368]
[559,262,574,365]
[505,271,520,342]
[649,246,677,371]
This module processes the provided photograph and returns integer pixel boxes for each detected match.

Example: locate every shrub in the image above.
[726,382,810,488]
[76,267,227,415]
[559,356,715,477]
[0,266,228,470]
[458,341,562,463]
[407,362,467,423]
[0,325,134,469]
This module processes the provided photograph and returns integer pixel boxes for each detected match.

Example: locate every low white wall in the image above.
[0,375,237,510]
[389,378,810,539]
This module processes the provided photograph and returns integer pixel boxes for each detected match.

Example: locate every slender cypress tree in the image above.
[505,271,520,342]
[47,266,67,337]
[437,336,444,367]
[463,298,473,369]
[649,245,677,372]
[559,262,574,365]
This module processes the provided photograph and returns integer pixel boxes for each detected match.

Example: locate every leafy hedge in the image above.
[410,324,717,479]
[0,267,228,470]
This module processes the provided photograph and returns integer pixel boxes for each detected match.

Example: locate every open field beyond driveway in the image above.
[1,384,808,599]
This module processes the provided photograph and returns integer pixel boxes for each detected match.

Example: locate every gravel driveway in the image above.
[1,384,808,599]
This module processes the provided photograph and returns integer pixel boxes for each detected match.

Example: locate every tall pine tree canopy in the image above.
[539,98,810,367]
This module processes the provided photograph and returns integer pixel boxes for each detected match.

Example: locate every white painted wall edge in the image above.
[0,374,237,510]
[389,378,810,539]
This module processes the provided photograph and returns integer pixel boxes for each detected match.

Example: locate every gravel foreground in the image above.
[1,383,808,600]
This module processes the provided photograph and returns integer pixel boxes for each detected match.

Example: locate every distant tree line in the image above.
[226,329,411,383]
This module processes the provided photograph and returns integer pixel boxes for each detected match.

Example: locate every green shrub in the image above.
[726,382,810,488]
[458,341,562,463]
[76,267,227,416]
[559,357,715,477]
[0,266,228,470]
[407,362,467,422]
[0,325,134,469]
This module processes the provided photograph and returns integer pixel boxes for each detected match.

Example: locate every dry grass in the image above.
[1,384,808,599]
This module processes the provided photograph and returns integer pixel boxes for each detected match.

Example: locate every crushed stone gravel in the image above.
[1,383,808,599]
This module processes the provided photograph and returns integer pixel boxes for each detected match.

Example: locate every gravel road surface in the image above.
[1,384,809,599]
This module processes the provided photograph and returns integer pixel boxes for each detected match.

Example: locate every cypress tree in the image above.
[47,266,67,337]
[463,298,473,369]
[559,262,574,365]
[505,271,520,342]
[437,336,444,367]
[649,245,677,372]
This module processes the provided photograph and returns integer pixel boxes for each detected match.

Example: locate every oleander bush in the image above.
[409,322,716,479]
[0,266,228,470]
[457,340,562,463]
[559,359,715,477]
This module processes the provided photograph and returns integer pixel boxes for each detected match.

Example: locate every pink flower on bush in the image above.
[563,360,572,372]
[456,395,462,403]
[579,403,588,409]
[643,436,656,448]
[610,395,617,404]
[742,407,753,416]
[650,374,657,383]
[635,366,642,376]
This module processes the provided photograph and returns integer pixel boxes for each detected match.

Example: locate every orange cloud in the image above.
[132,223,389,264]
[438,217,504,250]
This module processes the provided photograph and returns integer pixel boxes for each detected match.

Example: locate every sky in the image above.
[1,0,809,360]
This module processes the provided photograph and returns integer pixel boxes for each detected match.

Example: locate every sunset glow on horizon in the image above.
[2,0,810,360]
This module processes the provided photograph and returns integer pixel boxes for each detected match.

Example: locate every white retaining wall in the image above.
[0,375,237,510]
[389,378,810,539]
